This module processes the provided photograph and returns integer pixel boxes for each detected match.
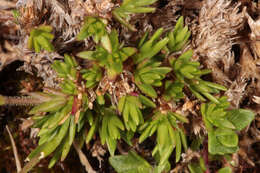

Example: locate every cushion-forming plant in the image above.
[0,0,255,172]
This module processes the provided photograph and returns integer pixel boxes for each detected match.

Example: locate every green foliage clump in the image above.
[28,25,54,53]
[167,16,191,52]
[99,107,125,155]
[77,17,108,43]
[163,80,184,101]
[112,0,158,31]
[134,59,171,98]
[170,50,227,103]
[139,111,188,165]
[201,97,254,155]
[81,64,102,89]
[78,30,136,79]
[118,95,144,132]
[24,55,88,168]
[6,14,254,173]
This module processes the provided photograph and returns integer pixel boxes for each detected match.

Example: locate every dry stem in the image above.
[73,142,96,173]
[6,125,22,173]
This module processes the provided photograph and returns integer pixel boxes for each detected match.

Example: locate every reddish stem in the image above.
[203,137,210,173]
[71,96,78,116]
[130,92,139,97]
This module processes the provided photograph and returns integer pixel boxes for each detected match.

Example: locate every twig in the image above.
[6,125,22,173]
[73,142,96,173]
[20,153,41,173]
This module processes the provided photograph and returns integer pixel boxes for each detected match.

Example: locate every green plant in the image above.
[1,16,254,173]
[77,30,136,79]
[201,96,254,155]
[188,158,206,173]
[170,50,227,103]
[112,0,158,31]
[135,28,169,63]
[188,159,232,173]
[139,111,188,166]
[167,16,191,52]
[23,55,88,169]
[109,150,153,173]
[163,80,184,101]
[218,167,232,173]
[81,64,102,89]
[99,107,125,155]
[134,58,171,98]
[28,25,54,53]
[118,95,144,132]
[77,17,108,43]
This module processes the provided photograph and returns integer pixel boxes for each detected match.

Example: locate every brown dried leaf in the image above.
[0,41,30,71]
[194,0,246,84]
[246,13,260,58]
[240,44,260,79]
[0,0,16,10]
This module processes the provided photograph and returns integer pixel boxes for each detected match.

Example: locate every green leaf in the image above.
[157,122,168,153]
[139,122,156,143]
[137,83,157,98]
[86,118,98,144]
[218,167,232,173]
[64,54,77,67]
[170,112,189,123]
[77,17,107,42]
[179,128,188,151]
[208,131,238,155]
[163,80,184,101]
[215,128,238,147]
[109,151,152,173]
[33,38,41,53]
[121,130,134,146]
[167,17,191,52]
[227,109,255,130]
[129,105,140,125]
[29,97,67,114]
[28,25,54,52]
[77,51,94,60]
[139,95,156,108]
[112,0,158,31]
[118,96,126,113]
[36,36,54,52]
[135,28,169,63]
[188,163,204,173]
[38,25,52,32]
[121,47,137,59]
[106,137,117,156]
[100,114,109,145]
[111,115,125,131]
[48,141,63,168]
[28,116,71,160]
[101,35,112,53]
[174,130,182,162]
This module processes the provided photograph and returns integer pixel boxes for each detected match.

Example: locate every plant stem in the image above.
[73,142,96,173]
[203,137,210,173]
[112,11,137,32]
[0,95,42,106]
[6,125,22,172]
